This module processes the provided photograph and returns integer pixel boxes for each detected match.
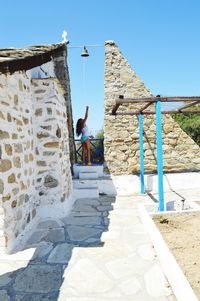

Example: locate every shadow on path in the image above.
[0,195,116,301]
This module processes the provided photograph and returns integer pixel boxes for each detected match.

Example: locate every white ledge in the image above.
[139,204,198,301]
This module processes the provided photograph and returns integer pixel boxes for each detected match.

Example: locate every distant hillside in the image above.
[173,106,200,146]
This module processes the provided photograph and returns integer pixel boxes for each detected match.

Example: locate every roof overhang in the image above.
[0,42,68,74]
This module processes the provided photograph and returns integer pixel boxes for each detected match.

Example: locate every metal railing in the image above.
[74,138,104,164]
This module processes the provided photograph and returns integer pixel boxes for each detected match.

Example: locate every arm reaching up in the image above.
[83,106,89,126]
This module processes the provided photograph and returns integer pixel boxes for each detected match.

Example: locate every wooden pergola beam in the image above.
[178,100,200,112]
[112,110,200,116]
[115,96,200,104]
[112,95,200,115]
[139,102,153,112]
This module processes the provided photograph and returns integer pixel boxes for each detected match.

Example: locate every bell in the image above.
[81,46,89,57]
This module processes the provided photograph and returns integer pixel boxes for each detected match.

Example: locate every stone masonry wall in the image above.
[0,71,72,252]
[104,41,200,175]
[0,72,37,249]
[32,78,72,206]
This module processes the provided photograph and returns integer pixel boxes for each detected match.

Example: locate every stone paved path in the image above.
[0,195,176,301]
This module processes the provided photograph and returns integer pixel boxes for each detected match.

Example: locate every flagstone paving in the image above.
[0,195,176,301]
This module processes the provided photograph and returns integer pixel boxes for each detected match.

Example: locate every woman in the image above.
[76,106,91,165]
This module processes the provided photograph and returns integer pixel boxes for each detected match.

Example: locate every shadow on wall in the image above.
[0,190,117,300]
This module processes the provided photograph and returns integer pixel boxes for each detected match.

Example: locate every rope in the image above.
[82,57,86,105]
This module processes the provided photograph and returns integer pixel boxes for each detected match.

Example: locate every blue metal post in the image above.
[155,100,164,211]
[139,113,145,194]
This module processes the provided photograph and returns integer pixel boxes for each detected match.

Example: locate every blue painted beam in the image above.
[155,100,165,211]
[139,113,145,194]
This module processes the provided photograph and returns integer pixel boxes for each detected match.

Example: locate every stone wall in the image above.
[32,78,72,206]
[0,72,37,250]
[104,41,200,175]
[0,70,72,252]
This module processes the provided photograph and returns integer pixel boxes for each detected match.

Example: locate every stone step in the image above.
[79,171,98,180]
[73,164,103,178]
[73,181,98,189]
[73,187,99,199]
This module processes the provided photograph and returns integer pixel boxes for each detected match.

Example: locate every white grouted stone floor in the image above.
[0,195,176,301]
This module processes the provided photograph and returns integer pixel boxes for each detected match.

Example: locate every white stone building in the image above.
[0,43,75,252]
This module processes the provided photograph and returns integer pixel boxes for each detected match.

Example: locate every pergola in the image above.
[112,95,200,211]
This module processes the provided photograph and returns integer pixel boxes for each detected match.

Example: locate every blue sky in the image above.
[1,0,200,133]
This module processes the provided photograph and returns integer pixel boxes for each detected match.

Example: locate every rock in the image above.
[97,205,113,212]
[0,130,9,139]
[5,144,12,155]
[0,179,4,194]
[8,173,16,183]
[37,132,50,139]
[47,108,52,115]
[47,243,73,263]
[43,228,65,243]
[13,265,62,293]
[27,230,48,245]
[62,216,102,226]
[11,201,17,208]
[64,258,113,294]
[14,94,18,105]
[67,225,102,242]
[13,156,21,168]
[0,160,12,172]
[34,89,46,94]
[35,108,43,116]
[32,209,36,218]
[31,243,54,261]
[44,142,59,148]
[37,161,47,166]
[2,194,11,202]
[75,198,100,206]
[37,220,61,229]
[44,175,58,188]
[0,290,10,301]
[15,295,55,301]
[14,144,23,153]
[28,153,34,161]
[119,277,142,296]
[18,80,23,91]
[43,151,56,156]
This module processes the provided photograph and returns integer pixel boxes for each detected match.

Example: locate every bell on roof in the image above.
[81,46,89,57]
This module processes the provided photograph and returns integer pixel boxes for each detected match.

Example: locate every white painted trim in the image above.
[6,214,41,254]
[7,193,76,254]
[139,204,198,301]
[38,193,75,219]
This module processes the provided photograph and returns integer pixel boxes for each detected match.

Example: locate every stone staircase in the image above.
[73,164,104,199]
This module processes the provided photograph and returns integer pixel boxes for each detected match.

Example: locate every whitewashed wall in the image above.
[0,69,72,253]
